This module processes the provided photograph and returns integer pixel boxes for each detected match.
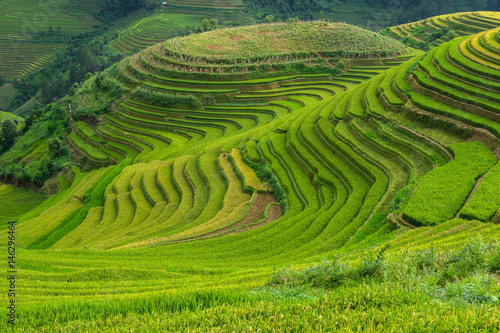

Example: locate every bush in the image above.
[131,88,201,109]
[73,107,96,120]
[265,238,500,305]
[488,253,500,274]
[446,29,457,40]
[0,119,18,152]
[269,259,348,288]
[301,259,348,288]
[355,244,389,278]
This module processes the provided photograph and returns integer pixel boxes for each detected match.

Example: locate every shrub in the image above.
[131,87,201,109]
[446,29,457,40]
[488,253,500,274]
[355,244,389,278]
[0,118,17,151]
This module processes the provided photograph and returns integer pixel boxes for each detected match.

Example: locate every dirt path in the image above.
[165,192,283,244]
[455,172,487,219]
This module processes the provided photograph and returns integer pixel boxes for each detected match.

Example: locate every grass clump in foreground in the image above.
[267,238,500,305]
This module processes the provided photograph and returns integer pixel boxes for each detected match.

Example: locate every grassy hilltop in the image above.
[163,22,407,59]
[2,18,500,331]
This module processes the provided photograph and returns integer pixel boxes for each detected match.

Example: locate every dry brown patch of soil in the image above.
[207,44,224,50]
[165,192,283,244]
[226,192,283,235]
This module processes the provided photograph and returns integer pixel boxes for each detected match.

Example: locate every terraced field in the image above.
[74,0,105,13]
[167,0,254,26]
[0,42,66,80]
[0,183,45,223]
[0,0,100,80]
[4,20,500,330]
[386,11,500,46]
[110,13,204,55]
[32,21,500,255]
[0,83,19,110]
[0,111,23,123]
[109,0,254,56]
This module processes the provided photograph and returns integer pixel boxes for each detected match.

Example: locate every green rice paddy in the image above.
[2,18,500,331]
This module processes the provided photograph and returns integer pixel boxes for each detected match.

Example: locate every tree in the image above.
[0,73,4,86]
[143,0,157,10]
[32,100,42,121]
[1,119,18,151]
[84,72,93,82]
[24,100,42,132]
[69,82,79,96]
[201,19,210,32]
[47,137,62,156]
[264,15,274,23]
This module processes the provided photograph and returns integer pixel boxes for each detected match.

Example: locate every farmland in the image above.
[384,11,500,48]
[2,15,500,331]
[0,0,100,80]
[0,183,45,223]
[109,1,254,56]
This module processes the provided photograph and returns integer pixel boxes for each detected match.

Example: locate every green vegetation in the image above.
[244,0,500,31]
[164,21,408,60]
[69,133,108,161]
[0,0,99,80]
[271,238,500,299]
[0,183,45,223]
[383,12,500,50]
[0,83,19,110]
[109,12,231,56]
[0,118,18,152]
[0,111,23,124]
[6,220,500,331]
[460,161,500,222]
[2,13,500,331]
[403,142,497,226]
[0,103,71,186]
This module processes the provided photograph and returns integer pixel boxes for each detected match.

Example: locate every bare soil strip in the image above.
[165,192,283,244]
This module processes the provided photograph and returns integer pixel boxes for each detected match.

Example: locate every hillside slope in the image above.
[109,1,254,56]
[19,21,410,249]
[3,20,500,330]
[383,11,500,48]
[0,0,101,80]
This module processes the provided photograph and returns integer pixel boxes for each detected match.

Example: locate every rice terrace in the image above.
[1,1,500,331]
